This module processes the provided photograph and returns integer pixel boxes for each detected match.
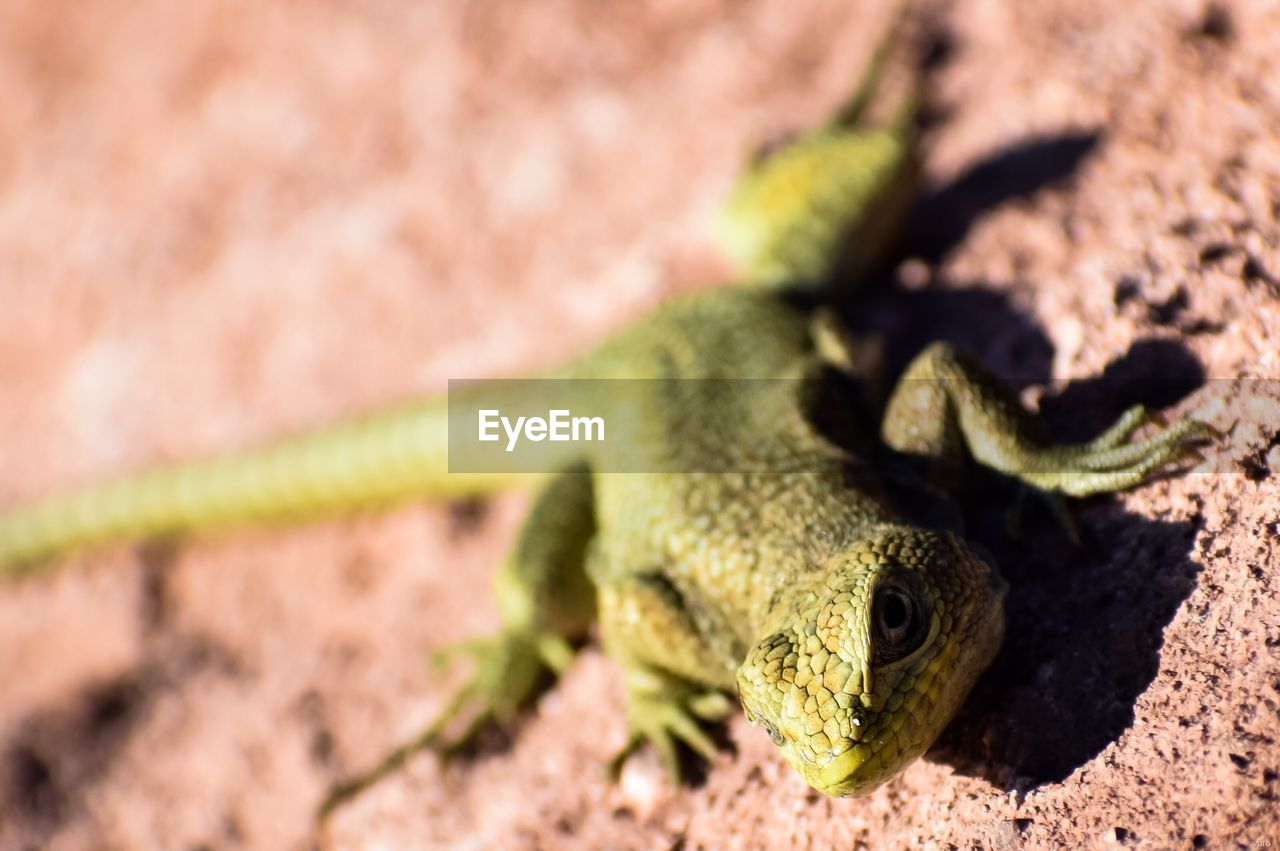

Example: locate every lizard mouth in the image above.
[765,724,884,797]
[757,724,892,798]
[811,743,882,796]
[814,747,875,793]
[743,701,892,798]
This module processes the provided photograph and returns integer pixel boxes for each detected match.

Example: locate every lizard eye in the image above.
[872,583,927,664]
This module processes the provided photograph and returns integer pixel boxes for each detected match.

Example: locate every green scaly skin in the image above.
[0,17,1211,813]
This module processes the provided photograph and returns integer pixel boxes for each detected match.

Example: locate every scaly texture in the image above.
[0,10,1210,819]
[328,282,1205,806]
[0,393,519,575]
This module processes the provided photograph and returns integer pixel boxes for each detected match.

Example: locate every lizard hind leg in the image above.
[318,465,598,821]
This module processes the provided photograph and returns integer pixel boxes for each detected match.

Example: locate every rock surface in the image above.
[1,0,1277,849]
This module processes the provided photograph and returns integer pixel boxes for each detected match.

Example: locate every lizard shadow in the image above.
[1038,339,1207,440]
[818,267,1209,791]
[2,677,147,845]
[825,124,1104,386]
[825,117,1205,784]
[1,542,248,846]
[832,128,1207,791]
[809,123,1214,792]
[930,494,1203,791]
[904,130,1101,266]
[912,337,1207,790]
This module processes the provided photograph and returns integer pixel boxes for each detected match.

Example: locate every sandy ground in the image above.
[1,0,1278,848]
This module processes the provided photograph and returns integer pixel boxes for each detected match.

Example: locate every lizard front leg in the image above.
[881,342,1212,498]
[320,464,597,818]
[596,572,737,785]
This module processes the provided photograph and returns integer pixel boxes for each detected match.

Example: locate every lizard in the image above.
[0,13,1212,817]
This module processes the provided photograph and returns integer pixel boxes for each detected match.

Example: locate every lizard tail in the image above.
[0,388,522,577]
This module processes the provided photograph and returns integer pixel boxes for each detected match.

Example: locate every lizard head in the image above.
[736,526,1006,796]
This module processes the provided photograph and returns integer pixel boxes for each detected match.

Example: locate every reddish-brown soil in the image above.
[1,1,1277,849]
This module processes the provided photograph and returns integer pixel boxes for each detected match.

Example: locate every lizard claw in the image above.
[1023,415,1216,498]
[607,687,729,786]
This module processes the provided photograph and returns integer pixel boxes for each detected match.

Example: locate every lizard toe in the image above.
[1023,417,1215,498]
[608,690,727,785]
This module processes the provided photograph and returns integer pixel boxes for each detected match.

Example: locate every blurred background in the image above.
[1,0,1278,849]
[0,0,913,503]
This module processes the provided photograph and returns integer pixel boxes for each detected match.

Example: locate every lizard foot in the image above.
[606,681,733,786]
[1003,409,1216,543]
[317,629,572,820]
[426,629,574,751]
[1020,411,1217,498]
